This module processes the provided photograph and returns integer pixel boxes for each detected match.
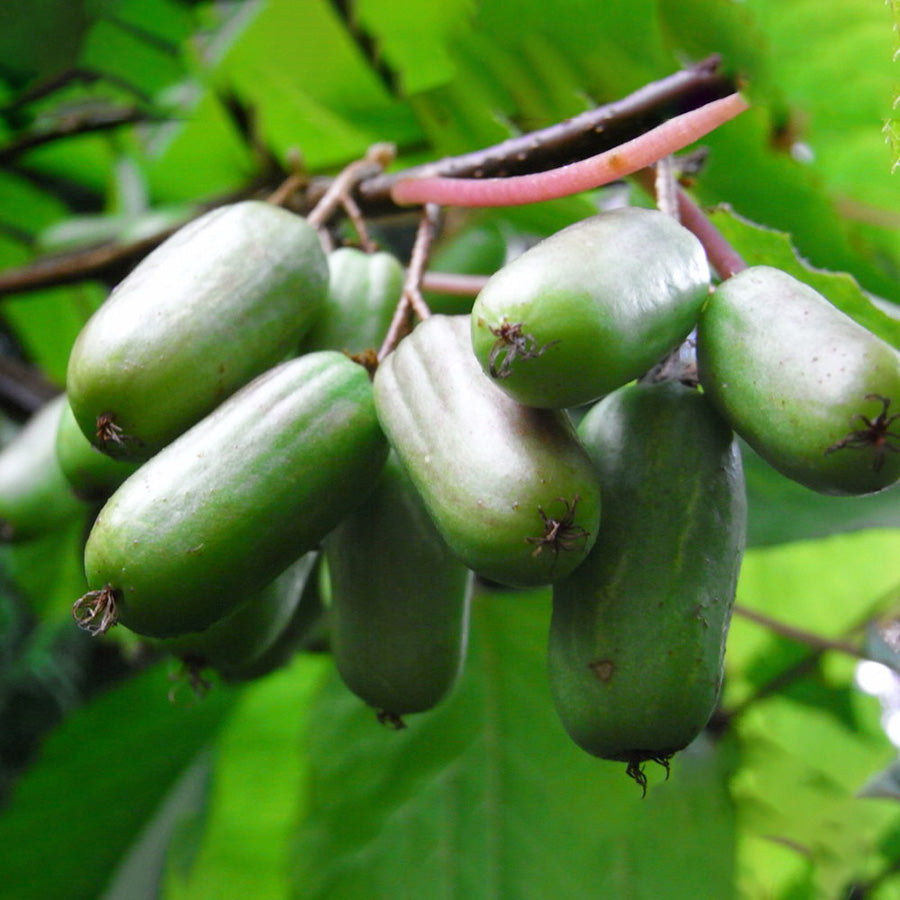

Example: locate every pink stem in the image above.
[420,271,489,296]
[633,166,747,281]
[675,189,747,279]
[391,93,750,208]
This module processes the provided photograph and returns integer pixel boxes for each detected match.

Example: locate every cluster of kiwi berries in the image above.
[0,198,897,786]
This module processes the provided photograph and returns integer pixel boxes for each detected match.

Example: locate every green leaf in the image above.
[743,0,898,210]
[208,0,421,169]
[80,14,188,99]
[99,0,195,50]
[293,586,737,900]
[473,0,670,98]
[657,0,772,91]
[743,442,900,548]
[726,529,900,709]
[885,117,900,175]
[732,686,897,898]
[0,172,70,237]
[144,86,257,202]
[100,750,214,900]
[2,281,106,384]
[0,0,90,87]
[0,662,237,900]
[355,0,474,94]
[2,512,92,622]
[163,654,330,900]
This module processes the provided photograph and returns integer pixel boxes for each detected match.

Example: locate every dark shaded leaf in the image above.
[0,662,237,900]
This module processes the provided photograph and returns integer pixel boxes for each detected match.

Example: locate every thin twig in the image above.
[360,54,732,201]
[721,578,900,724]
[403,204,440,321]
[267,172,308,207]
[340,193,378,251]
[377,290,415,363]
[0,107,166,165]
[721,605,869,723]
[0,177,279,298]
[0,59,736,299]
[0,227,183,294]
[654,155,679,220]
[733,603,867,660]
[306,142,395,228]
[377,204,440,361]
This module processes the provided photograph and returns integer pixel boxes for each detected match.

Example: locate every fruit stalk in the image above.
[390,93,749,208]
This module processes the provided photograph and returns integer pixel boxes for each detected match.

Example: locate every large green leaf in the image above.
[475,0,669,98]
[0,662,237,900]
[355,0,475,94]
[744,0,897,209]
[209,0,421,168]
[657,0,772,93]
[725,531,900,896]
[889,1,900,173]
[163,654,330,900]
[732,685,898,899]
[0,0,90,88]
[293,586,737,900]
[2,512,92,622]
[2,281,106,385]
[100,749,215,900]
[725,528,900,709]
[744,444,900,549]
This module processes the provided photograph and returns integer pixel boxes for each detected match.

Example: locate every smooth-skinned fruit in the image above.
[300,247,404,357]
[470,207,711,408]
[55,396,141,501]
[548,381,746,789]
[374,314,601,587]
[696,265,900,496]
[229,554,329,681]
[0,395,87,541]
[74,351,388,639]
[160,551,318,680]
[66,200,329,461]
[326,452,472,723]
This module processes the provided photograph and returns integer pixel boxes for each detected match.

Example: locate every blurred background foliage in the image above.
[0,1,899,898]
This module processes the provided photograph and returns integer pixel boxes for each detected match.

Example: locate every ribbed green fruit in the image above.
[697,266,900,496]
[66,201,329,461]
[470,207,710,408]
[301,247,404,355]
[326,453,472,723]
[374,314,601,587]
[75,352,388,639]
[55,397,140,501]
[549,382,746,789]
[0,395,86,541]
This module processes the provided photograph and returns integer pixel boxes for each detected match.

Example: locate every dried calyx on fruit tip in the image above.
[72,584,118,636]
